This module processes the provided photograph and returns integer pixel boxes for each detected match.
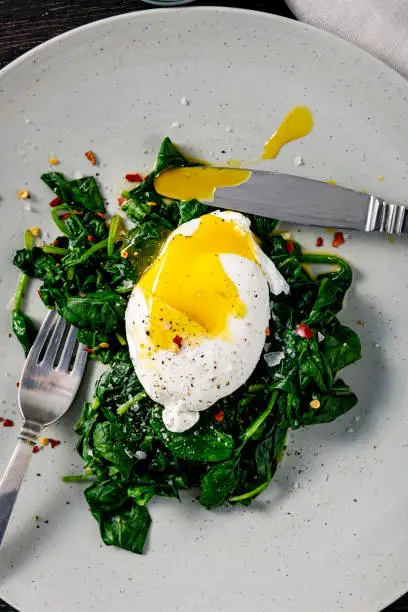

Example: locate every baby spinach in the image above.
[151,408,234,463]
[200,459,237,508]
[41,173,104,212]
[91,503,152,554]
[12,137,362,555]
[61,292,127,333]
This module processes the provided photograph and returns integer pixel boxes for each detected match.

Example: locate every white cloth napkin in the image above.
[285,0,408,79]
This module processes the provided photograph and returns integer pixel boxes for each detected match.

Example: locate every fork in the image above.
[0,310,87,546]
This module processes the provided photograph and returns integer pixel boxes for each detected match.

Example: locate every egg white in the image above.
[126,211,289,433]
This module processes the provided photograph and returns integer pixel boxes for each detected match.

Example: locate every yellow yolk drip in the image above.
[153,167,251,201]
[226,159,243,168]
[262,106,314,160]
[138,214,258,350]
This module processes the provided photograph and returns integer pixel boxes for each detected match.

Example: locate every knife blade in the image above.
[213,170,408,235]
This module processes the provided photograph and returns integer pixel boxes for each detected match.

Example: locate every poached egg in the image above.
[125,211,289,433]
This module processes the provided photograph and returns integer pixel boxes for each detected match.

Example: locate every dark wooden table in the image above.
[0,1,406,610]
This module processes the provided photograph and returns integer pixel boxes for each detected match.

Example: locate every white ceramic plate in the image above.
[1,7,408,612]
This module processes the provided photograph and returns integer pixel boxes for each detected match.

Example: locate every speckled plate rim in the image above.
[1,5,407,89]
[1,6,408,612]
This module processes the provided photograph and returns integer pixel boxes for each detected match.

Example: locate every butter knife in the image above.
[213,170,407,235]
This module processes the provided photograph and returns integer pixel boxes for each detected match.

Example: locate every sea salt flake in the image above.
[294,156,305,167]
[264,351,285,368]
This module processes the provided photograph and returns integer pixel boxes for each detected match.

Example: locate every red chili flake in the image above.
[83,347,95,354]
[173,335,183,348]
[265,327,271,337]
[49,439,61,449]
[73,209,84,216]
[332,231,345,248]
[96,212,106,219]
[296,323,314,339]
[49,197,62,208]
[59,212,71,221]
[85,150,97,166]
[125,173,144,183]
[87,235,95,243]
[0,417,3,422]
[37,290,42,298]
[52,238,59,247]
[214,410,225,423]
[33,445,40,454]
[316,236,324,247]
[3,419,14,427]
[117,197,127,207]
[16,382,20,388]
[285,240,295,254]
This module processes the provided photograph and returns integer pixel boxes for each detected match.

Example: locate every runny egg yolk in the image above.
[262,105,314,160]
[153,166,251,201]
[138,214,258,350]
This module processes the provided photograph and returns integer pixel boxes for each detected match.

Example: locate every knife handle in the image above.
[366,196,407,234]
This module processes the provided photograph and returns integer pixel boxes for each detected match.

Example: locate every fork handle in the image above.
[0,437,34,547]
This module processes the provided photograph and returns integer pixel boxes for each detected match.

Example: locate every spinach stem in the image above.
[241,390,278,443]
[229,480,269,502]
[248,383,264,393]
[66,238,108,266]
[51,205,74,237]
[108,214,122,256]
[117,391,147,416]
[299,253,350,274]
[42,246,68,255]
[24,229,33,250]
[62,473,94,483]
[115,285,133,294]
[91,397,100,410]
[115,331,127,346]
[14,229,34,311]
[14,273,29,312]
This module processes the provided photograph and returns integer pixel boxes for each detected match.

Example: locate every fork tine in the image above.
[71,343,88,376]
[56,325,78,371]
[41,316,68,366]
[27,309,58,362]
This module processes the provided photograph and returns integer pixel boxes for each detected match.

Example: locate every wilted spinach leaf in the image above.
[42,173,104,212]
[61,292,126,333]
